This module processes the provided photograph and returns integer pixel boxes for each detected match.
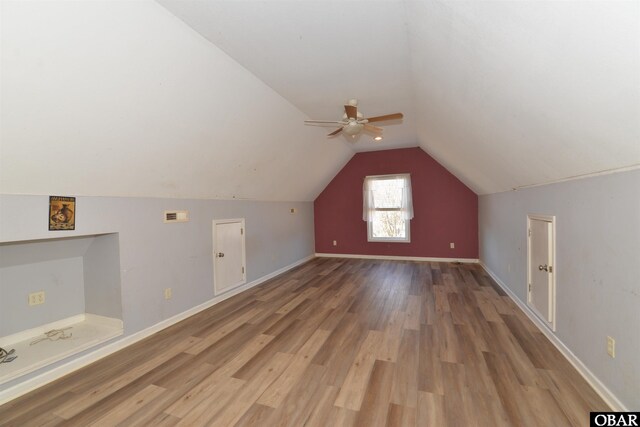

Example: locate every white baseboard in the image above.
[479,261,627,412]
[0,255,315,405]
[315,253,478,263]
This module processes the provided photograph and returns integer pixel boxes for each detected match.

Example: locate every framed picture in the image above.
[49,196,76,231]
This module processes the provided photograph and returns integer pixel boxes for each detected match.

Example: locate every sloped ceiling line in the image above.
[158,0,640,195]
[2,1,638,201]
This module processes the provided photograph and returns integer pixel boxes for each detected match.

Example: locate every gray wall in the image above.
[0,236,98,336]
[0,256,85,336]
[0,234,123,336]
[83,233,123,320]
[479,169,640,410]
[0,194,315,391]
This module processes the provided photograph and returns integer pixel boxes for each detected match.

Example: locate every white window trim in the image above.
[367,217,411,243]
[365,173,412,243]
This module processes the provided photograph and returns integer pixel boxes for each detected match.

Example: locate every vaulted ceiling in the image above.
[1,0,638,200]
[158,0,640,194]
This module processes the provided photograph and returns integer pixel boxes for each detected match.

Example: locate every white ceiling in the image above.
[156,0,418,151]
[0,0,353,202]
[158,0,640,194]
[2,1,639,201]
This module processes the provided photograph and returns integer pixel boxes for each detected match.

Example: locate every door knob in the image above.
[538,264,548,272]
[218,252,225,258]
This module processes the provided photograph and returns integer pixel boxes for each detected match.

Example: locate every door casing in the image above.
[527,214,556,331]
[212,218,247,295]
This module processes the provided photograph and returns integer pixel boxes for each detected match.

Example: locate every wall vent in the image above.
[163,210,189,223]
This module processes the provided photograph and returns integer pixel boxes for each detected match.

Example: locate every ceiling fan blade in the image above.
[327,127,343,136]
[363,124,384,133]
[365,113,404,123]
[305,120,344,124]
[344,104,358,120]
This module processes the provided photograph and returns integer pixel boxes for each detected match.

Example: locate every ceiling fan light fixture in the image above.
[343,122,364,135]
[304,99,403,141]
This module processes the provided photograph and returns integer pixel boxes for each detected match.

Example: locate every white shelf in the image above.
[0,314,123,385]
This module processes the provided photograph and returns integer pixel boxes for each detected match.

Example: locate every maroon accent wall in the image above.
[314,147,478,258]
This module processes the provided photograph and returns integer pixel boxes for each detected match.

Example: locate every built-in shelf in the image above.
[0,314,123,385]
[0,233,124,386]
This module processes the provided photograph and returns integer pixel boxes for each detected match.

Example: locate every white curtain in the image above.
[363,174,414,221]
[363,177,376,221]
[400,175,414,220]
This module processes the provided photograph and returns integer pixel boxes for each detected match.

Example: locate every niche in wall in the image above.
[0,233,123,385]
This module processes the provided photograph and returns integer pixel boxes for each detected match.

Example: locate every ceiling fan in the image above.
[304,99,403,139]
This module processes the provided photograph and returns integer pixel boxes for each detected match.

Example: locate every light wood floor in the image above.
[0,258,608,426]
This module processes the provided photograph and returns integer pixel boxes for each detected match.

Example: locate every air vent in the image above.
[163,210,189,223]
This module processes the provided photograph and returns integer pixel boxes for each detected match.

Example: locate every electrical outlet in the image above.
[450,242,455,249]
[607,336,615,358]
[28,291,45,306]
[164,288,172,300]
[333,240,337,246]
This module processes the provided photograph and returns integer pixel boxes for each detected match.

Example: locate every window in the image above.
[363,174,414,242]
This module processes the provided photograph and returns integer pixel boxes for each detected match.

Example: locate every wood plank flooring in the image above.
[0,258,609,426]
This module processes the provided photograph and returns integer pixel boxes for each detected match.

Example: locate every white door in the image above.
[527,215,555,329]
[213,219,246,294]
